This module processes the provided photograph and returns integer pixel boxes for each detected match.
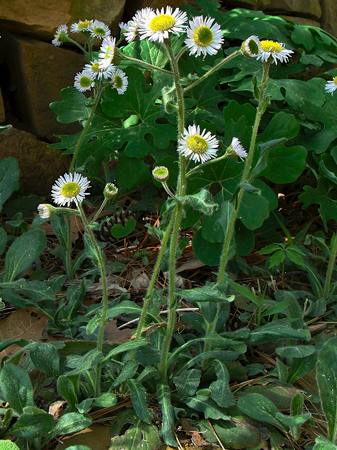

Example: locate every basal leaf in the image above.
[185,394,231,420]
[110,420,161,450]
[10,410,54,438]
[0,364,34,415]
[127,379,152,424]
[173,369,201,399]
[0,157,20,208]
[238,393,282,427]
[210,360,235,408]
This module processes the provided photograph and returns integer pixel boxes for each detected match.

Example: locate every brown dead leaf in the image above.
[0,307,49,359]
[49,400,66,420]
[105,319,134,344]
[54,425,111,450]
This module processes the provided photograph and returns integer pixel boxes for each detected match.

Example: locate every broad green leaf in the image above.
[276,345,315,359]
[0,442,20,450]
[16,280,55,302]
[223,100,256,149]
[192,230,222,266]
[115,154,151,190]
[57,375,78,412]
[202,193,234,243]
[112,361,139,388]
[0,364,34,415]
[248,319,310,344]
[28,342,60,377]
[0,226,7,255]
[238,393,282,427]
[314,437,337,450]
[47,412,91,440]
[102,339,148,363]
[210,360,235,408]
[0,157,20,208]
[94,392,117,408]
[4,228,46,282]
[110,218,136,239]
[287,353,317,384]
[9,410,54,438]
[291,24,315,51]
[225,276,262,307]
[105,300,142,319]
[275,411,311,428]
[177,189,218,215]
[185,394,231,420]
[65,349,104,376]
[173,369,201,399]
[157,384,176,446]
[49,87,90,123]
[127,379,152,424]
[181,282,234,303]
[317,337,337,442]
[109,420,161,450]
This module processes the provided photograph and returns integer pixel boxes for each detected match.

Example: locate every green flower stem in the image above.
[66,37,88,57]
[323,231,337,299]
[91,198,108,224]
[157,39,186,387]
[69,84,103,173]
[217,59,271,288]
[130,210,176,359]
[183,50,241,93]
[186,151,229,178]
[77,201,108,397]
[65,215,73,278]
[123,55,174,76]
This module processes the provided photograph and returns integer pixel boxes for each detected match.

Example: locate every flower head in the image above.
[185,16,224,58]
[256,40,293,64]
[74,70,95,92]
[138,6,187,43]
[98,36,117,69]
[90,20,110,39]
[152,166,169,182]
[325,77,337,95]
[71,20,93,33]
[104,182,118,199]
[111,68,128,94]
[241,35,261,58]
[226,137,248,160]
[37,204,56,219]
[122,8,154,43]
[51,173,91,207]
[84,61,114,80]
[178,124,219,163]
[52,25,69,47]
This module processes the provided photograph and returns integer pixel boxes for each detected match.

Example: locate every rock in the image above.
[1,33,84,141]
[320,1,337,37]
[279,15,321,28]
[223,0,270,10]
[0,127,70,196]
[0,0,126,41]
[265,0,322,20]
[0,89,5,123]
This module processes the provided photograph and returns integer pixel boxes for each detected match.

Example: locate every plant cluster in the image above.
[1,0,337,449]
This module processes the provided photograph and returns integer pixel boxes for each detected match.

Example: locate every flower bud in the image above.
[241,35,261,59]
[225,137,248,160]
[104,182,118,199]
[152,166,169,182]
[37,204,56,219]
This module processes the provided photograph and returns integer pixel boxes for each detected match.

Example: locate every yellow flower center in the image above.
[149,14,176,33]
[79,75,92,88]
[92,26,106,36]
[193,26,214,47]
[78,20,93,30]
[61,182,81,199]
[91,62,101,73]
[186,135,208,154]
[334,76,337,85]
[260,40,282,53]
[114,75,123,89]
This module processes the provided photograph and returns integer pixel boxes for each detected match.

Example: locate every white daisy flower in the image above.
[111,68,128,94]
[325,77,337,95]
[37,204,56,219]
[226,137,248,160]
[185,16,224,58]
[123,7,154,43]
[98,36,117,69]
[74,70,96,92]
[138,6,187,43]
[51,173,91,207]
[177,124,219,163]
[70,20,93,33]
[84,61,114,80]
[256,40,294,65]
[52,24,69,47]
[241,35,261,58]
[89,20,110,39]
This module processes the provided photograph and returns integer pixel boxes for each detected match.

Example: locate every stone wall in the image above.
[0,0,335,195]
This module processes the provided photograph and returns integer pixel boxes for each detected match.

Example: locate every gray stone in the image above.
[221,0,270,10]
[266,0,322,20]
[0,128,70,196]
[320,0,337,37]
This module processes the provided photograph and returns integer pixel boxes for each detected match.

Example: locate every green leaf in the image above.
[268,250,285,268]
[105,300,142,319]
[276,345,315,359]
[0,227,7,255]
[317,337,337,442]
[181,282,234,303]
[248,319,310,344]
[238,393,282,427]
[291,25,315,51]
[177,189,218,215]
[157,384,176,446]
[275,411,311,428]
[202,194,234,243]
[4,228,46,282]
[192,230,222,266]
[0,157,19,208]
[109,420,161,450]
[9,409,54,438]
[102,339,148,363]
[314,437,337,450]
[173,369,201,399]
[28,342,60,377]
[225,276,262,307]
[112,361,139,388]
[65,349,103,376]
[185,394,231,420]
[0,442,20,450]
[115,154,151,190]
[50,87,90,123]
[47,412,92,440]
[110,218,136,239]
[127,379,152,424]
[210,360,235,408]
[0,364,34,415]
[57,375,78,412]
[287,353,317,384]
